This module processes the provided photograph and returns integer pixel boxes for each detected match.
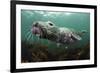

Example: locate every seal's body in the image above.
[31,21,86,46]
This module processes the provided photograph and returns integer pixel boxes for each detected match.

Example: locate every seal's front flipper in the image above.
[71,33,82,41]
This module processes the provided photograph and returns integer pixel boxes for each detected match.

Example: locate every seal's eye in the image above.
[49,23,53,26]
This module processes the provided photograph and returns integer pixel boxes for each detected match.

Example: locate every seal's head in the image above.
[31,22,43,37]
[31,21,56,37]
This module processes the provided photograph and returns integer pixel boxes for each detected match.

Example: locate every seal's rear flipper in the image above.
[71,33,82,41]
[77,30,87,37]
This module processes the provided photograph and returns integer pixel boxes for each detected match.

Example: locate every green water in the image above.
[21,9,90,52]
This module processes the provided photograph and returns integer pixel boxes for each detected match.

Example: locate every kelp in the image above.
[21,41,90,63]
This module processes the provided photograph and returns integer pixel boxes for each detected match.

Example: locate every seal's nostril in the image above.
[34,22,39,27]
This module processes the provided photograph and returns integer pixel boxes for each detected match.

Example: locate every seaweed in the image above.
[21,41,90,63]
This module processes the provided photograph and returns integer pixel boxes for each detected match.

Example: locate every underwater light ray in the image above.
[32,35,34,42]
[25,31,31,39]
[26,32,32,41]
[22,11,34,18]
[24,25,32,33]
[29,33,33,41]
[25,29,31,36]
[30,33,33,41]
